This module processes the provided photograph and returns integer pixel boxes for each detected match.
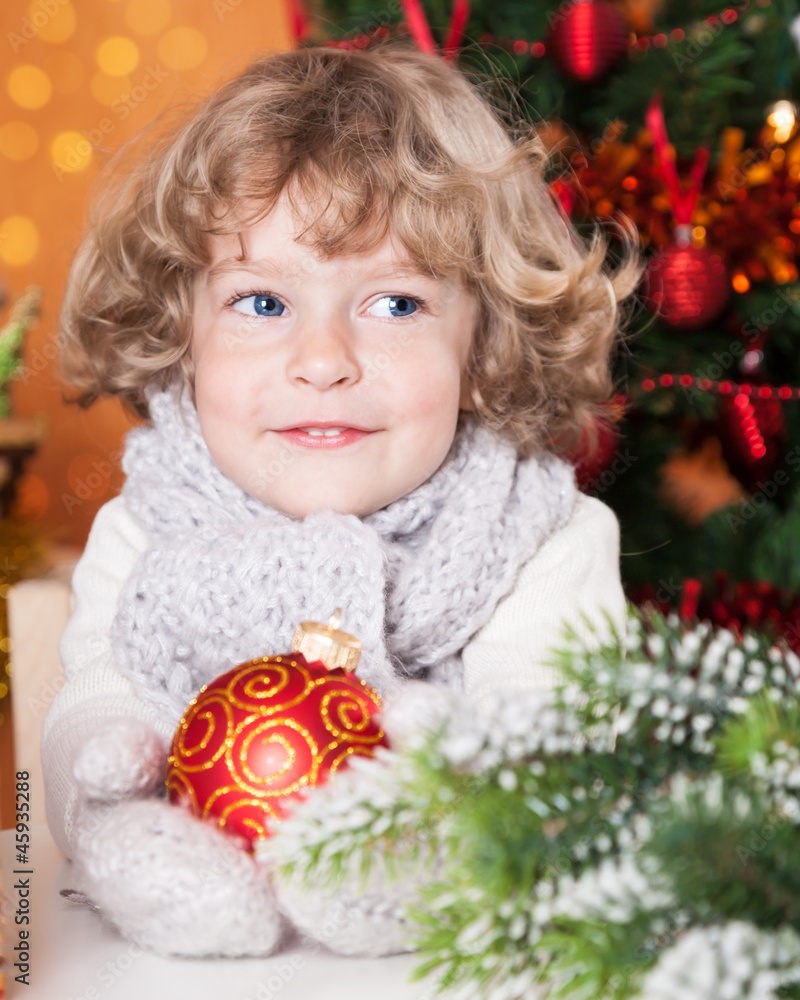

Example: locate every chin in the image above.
[264,495,367,520]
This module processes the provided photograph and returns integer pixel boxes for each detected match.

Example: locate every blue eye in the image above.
[369,295,420,319]
[389,296,417,317]
[232,294,286,317]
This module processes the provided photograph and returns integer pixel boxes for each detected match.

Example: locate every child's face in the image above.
[191,193,477,519]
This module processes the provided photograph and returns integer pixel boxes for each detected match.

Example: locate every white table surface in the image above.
[1,826,435,1000]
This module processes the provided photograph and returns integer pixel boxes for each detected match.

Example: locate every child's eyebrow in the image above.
[202,257,441,287]
[203,258,286,287]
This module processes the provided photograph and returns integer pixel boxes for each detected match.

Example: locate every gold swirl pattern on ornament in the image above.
[219,797,278,834]
[313,671,384,711]
[224,658,316,716]
[240,728,297,786]
[172,693,234,771]
[319,687,383,743]
[165,767,200,811]
[327,743,380,772]
[327,743,359,772]
[242,815,270,841]
[226,716,321,796]
[202,789,282,825]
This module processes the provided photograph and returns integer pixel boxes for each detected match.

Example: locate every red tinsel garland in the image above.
[629,572,800,653]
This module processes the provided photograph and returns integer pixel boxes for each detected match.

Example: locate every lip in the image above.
[274,421,376,432]
[273,427,378,449]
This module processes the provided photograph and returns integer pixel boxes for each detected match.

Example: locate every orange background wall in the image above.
[1,0,292,550]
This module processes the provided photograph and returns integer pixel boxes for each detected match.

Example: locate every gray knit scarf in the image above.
[109,381,579,729]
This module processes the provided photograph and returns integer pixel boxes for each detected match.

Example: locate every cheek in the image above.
[193,348,253,431]
[387,348,463,420]
[195,365,242,445]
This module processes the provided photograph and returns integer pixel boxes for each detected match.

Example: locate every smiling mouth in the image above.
[296,427,350,437]
[274,427,377,449]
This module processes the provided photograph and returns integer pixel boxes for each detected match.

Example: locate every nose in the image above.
[285,316,362,391]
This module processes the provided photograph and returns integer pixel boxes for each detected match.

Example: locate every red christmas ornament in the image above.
[563,414,620,492]
[166,610,388,851]
[641,226,730,329]
[639,95,730,328]
[547,0,629,83]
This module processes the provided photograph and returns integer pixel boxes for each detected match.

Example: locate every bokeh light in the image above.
[158,27,207,70]
[0,122,39,161]
[43,50,85,94]
[0,216,40,266]
[51,131,93,173]
[96,35,140,76]
[31,0,77,44]
[7,66,52,110]
[125,0,171,35]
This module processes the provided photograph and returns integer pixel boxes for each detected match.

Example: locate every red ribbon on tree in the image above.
[397,0,471,59]
[645,91,710,227]
[285,0,310,46]
[284,0,469,58]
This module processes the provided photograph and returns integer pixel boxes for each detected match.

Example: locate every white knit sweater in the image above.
[41,490,626,860]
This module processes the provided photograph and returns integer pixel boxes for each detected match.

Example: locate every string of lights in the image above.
[473,0,775,59]
[617,377,787,464]
[630,373,800,400]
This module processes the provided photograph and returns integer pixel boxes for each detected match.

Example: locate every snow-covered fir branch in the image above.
[749,738,800,824]
[554,606,800,757]
[639,922,800,1000]
[263,606,800,1000]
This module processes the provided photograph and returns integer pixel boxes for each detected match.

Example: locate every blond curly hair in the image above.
[58,42,643,458]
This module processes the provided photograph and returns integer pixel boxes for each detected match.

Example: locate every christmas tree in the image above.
[295,0,800,646]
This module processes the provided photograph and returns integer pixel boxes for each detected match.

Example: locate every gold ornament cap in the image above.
[291,608,362,672]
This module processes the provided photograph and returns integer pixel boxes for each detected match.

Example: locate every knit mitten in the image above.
[270,680,457,958]
[377,678,459,751]
[67,718,284,958]
[72,716,167,802]
[272,858,426,958]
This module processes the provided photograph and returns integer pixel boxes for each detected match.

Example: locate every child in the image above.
[43,42,642,959]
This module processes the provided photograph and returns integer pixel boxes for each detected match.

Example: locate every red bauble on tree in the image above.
[166,610,388,851]
[641,96,730,328]
[561,412,621,492]
[547,0,629,83]
[641,226,730,329]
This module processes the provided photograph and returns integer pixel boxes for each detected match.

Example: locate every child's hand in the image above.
[69,796,285,958]
[72,717,168,803]
[272,856,423,958]
[65,702,455,959]
[377,678,465,751]
[67,716,285,958]
[270,678,461,960]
